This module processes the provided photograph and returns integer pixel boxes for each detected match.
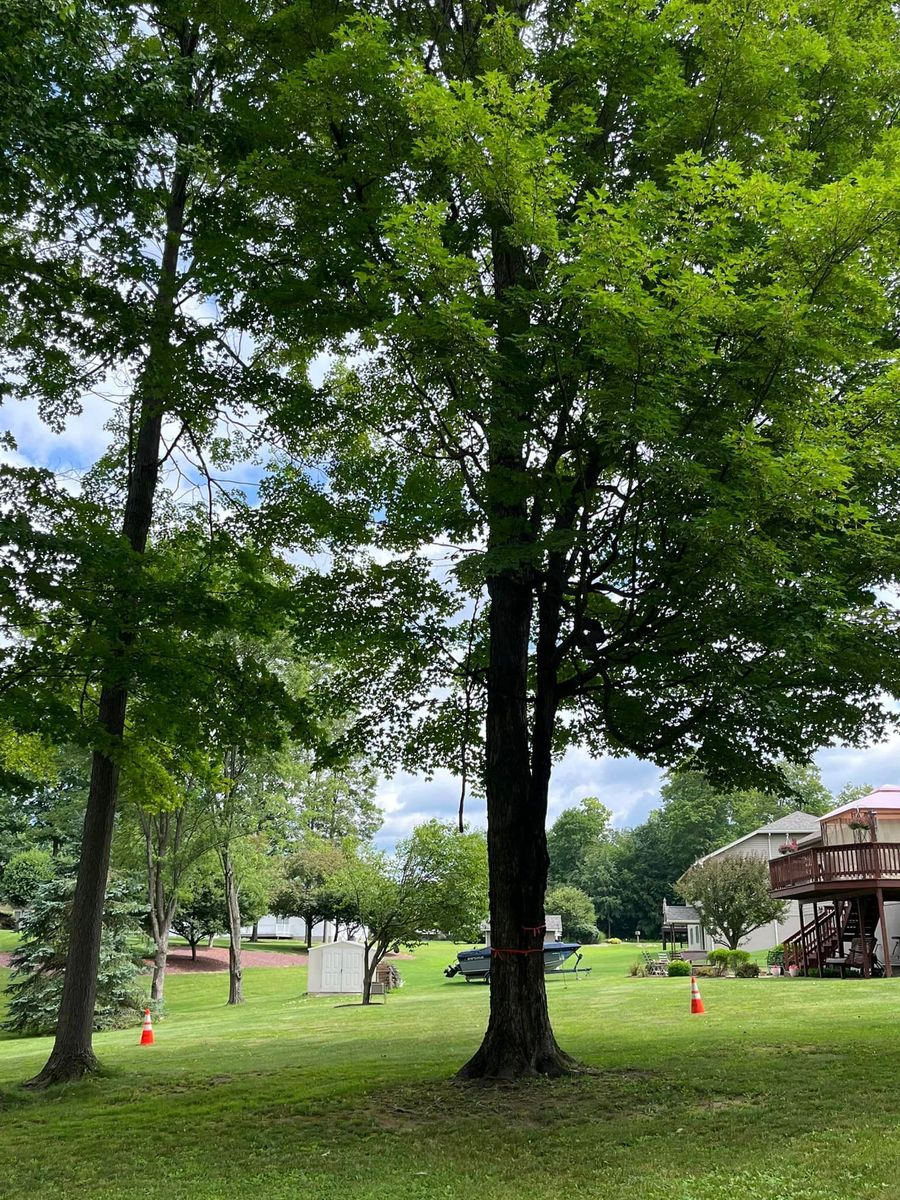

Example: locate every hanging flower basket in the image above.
[778,840,799,855]
[846,808,873,842]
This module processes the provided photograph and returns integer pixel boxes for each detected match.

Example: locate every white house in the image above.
[666,811,821,955]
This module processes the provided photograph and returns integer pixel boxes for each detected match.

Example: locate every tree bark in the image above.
[250,921,259,943]
[457,573,575,1079]
[143,808,183,1006]
[151,930,171,1003]
[222,851,244,1005]
[361,944,380,1005]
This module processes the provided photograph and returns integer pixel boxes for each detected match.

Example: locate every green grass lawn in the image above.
[1,940,899,1199]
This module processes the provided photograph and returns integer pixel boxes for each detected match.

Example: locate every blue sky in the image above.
[5,391,899,845]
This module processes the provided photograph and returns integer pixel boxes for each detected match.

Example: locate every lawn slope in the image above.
[1,942,899,1200]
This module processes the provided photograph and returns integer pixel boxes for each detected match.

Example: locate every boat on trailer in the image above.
[444,941,583,982]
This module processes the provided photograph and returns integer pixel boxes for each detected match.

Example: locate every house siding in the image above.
[698,829,806,953]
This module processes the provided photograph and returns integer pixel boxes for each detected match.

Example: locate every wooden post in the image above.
[858,898,871,978]
[812,901,824,974]
[798,902,806,974]
[876,888,892,978]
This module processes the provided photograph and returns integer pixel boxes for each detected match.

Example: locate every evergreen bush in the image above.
[3,870,147,1035]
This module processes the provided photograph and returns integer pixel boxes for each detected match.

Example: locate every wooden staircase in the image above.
[782,898,880,972]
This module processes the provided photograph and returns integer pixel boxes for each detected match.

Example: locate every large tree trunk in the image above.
[26,739,123,1085]
[457,573,574,1079]
[222,851,244,1005]
[458,220,574,1079]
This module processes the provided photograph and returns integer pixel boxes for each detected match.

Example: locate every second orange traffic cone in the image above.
[139,1008,155,1045]
[690,975,705,1015]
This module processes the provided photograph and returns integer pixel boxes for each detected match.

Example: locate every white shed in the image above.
[307,940,368,996]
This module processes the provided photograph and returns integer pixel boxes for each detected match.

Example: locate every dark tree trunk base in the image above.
[456,1033,579,1081]
[24,1046,100,1089]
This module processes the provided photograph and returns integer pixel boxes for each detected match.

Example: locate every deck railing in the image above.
[770,842,900,892]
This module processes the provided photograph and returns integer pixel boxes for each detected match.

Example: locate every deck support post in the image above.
[858,898,871,978]
[798,902,806,974]
[876,888,892,978]
[812,901,824,973]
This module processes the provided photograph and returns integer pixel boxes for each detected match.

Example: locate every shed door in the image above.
[322,946,359,992]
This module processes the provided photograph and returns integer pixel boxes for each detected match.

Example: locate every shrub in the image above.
[1,849,54,908]
[667,959,692,976]
[608,937,622,944]
[708,948,752,974]
[595,930,607,943]
[726,949,752,968]
[629,960,647,977]
[544,884,598,943]
[735,961,760,978]
[707,949,730,974]
[693,966,717,978]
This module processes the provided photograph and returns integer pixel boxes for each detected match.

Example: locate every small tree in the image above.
[338,822,488,1004]
[678,855,788,950]
[544,884,598,944]
[1,849,55,908]
[4,872,145,1035]
[170,869,227,962]
[271,839,347,950]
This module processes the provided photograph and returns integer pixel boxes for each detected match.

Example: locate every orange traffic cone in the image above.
[690,975,705,1015]
[139,1008,155,1045]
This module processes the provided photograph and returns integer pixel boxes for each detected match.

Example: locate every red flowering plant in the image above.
[777,839,800,855]
[846,808,872,832]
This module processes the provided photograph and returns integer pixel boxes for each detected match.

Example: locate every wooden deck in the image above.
[770,842,900,899]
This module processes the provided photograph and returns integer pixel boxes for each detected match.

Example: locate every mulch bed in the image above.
[0,946,413,973]
[148,947,309,974]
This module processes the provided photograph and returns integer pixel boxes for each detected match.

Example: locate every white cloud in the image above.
[371,734,900,849]
[3,391,117,474]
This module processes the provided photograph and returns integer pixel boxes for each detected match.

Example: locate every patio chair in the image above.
[827,937,881,978]
[642,950,668,977]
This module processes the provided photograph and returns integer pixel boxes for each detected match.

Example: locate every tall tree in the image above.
[271,838,347,950]
[0,1,347,1083]
[547,798,612,885]
[302,0,900,1077]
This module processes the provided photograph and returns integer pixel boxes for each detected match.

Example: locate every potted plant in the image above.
[777,839,799,855]
[846,808,873,843]
[784,952,803,977]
